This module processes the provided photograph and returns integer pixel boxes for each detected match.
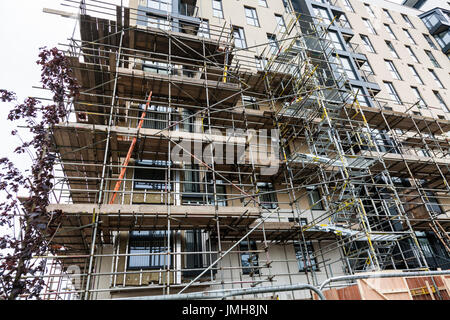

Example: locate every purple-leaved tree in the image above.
[0,47,79,300]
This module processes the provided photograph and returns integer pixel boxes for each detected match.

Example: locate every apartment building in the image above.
[39,0,450,300]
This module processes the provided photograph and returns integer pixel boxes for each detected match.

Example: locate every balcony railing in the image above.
[346,42,364,55]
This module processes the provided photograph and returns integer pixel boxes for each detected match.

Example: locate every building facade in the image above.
[41,0,450,300]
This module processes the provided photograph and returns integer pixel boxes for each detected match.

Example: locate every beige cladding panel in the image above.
[344,0,450,116]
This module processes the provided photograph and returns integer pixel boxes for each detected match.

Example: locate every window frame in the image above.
[232,26,247,49]
[423,34,438,50]
[403,28,416,45]
[275,14,287,33]
[405,45,419,63]
[433,90,449,113]
[364,3,375,18]
[385,60,402,80]
[385,41,399,59]
[258,182,278,209]
[127,230,172,270]
[244,6,260,27]
[384,24,397,40]
[425,50,440,68]
[240,241,260,275]
[361,34,375,53]
[411,86,427,108]
[307,186,324,210]
[408,64,424,85]
[134,160,171,191]
[402,14,414,28]
[258,0,268,8]
[342,0,354,13]
[384,9,395,24]
[429,69,444,88]
[363,18,377,35]
[267,33,280,54]
[384,81,402,105]
[294,241,319,272]
[212,0,224,18]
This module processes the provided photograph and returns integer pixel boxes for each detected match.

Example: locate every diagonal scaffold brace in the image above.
[109,91,153,204]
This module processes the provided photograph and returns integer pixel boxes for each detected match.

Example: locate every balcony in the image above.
[420,8,450,36]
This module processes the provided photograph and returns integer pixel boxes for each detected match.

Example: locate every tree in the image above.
[0,48,79,299]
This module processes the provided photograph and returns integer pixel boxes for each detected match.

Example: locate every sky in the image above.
[0,0,79,172]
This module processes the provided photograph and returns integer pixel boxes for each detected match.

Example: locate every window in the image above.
[425,50,440,68]
[243,95,260,110]
[411,87,426,108]
[143,60,171,74]
[327,30,344,50]
[402,14,414,28]
[371,128,398,153]
[232,26,247,49]
[267,33,280,54]
[258,182,278,209]
[294,241,318,271]
[198,19,210,38]
[313,5,331,24]
[134,160,171,190]
[140,104,170,129]
[424,191,443,214]
[183,230,210,277]
[405,46,419,63]
[385,60,402,80]
[206,175,227,207]
[338,14,351,28]
[384,9,395,24]
[275,14,287,33]
[434,91,449,113]
[147,14,171,30]
[340,56,357,80]
[429,69,444,88]
[282,0,291,13]
[384,24,397,40]
[182,108,195,133]
[408,65,424,85]
[240,241,259,275]
[415,231,435,258]
[128,231,170,270]
[245,6,260,27]
[147,0,172,11]
[212,0,223,18]
[307,187,324,210]
[258,0,268,7]
[423,34,437,50]
[183,164,200,195]
[357,60,375,81]
[364,3,375,18]
[255,56,268,70]
[342,0,354,12]
[403,29,416,45]
[385,41,399,59]
[384,81,402,104]
[434,30,450,50]
[363,18,377,35]
[353,86,369,106]
[361,35,375,53]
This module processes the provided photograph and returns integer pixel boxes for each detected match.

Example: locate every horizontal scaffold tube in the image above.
[319,270,450,290]
[112,283,326,301]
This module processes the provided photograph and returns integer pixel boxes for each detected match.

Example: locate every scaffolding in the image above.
[27,0,450,300]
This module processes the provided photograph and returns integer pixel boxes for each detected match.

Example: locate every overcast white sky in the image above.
[0,0,78,172]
